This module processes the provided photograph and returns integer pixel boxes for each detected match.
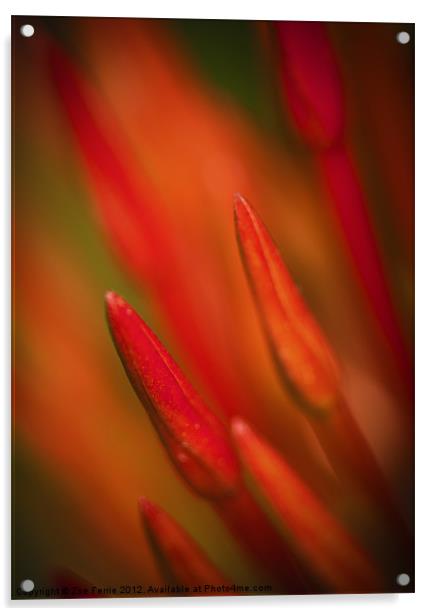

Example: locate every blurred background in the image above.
[12,16,414,596]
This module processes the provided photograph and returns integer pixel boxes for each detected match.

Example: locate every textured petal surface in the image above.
[106,292,241,499]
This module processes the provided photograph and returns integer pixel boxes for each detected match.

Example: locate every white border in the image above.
[2,1,432,614]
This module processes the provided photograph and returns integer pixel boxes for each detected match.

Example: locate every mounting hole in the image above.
[396,31,410,45]
[20,24,35,38]
[20,579,35,592]
[396,572,410,587]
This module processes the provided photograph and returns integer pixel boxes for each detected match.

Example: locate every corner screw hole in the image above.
[396,31,410,45]
[20,579,35,592]
[20,24,35,38]
[396,573,410,587]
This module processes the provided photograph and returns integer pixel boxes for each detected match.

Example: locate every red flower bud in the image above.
[139,498,228,586]
[275,21,345,149]
[106,291,241,499]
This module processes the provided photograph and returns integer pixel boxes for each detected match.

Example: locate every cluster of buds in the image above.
[106,196,386,593]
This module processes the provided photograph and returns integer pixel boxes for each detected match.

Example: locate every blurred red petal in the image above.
[139,498,228,586]
[318,145,413,394]
[48,43,174,285]
[275,21,344,148]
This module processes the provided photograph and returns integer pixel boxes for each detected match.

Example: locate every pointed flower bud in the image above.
[139,498,228,586]
[232,418,382,592]
[234,194,340,415]
[105,291,241,499]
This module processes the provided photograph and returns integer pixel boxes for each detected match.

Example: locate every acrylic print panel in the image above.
[12,16,414,599]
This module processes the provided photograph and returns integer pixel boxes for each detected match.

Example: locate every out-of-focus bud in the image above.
[139,498,228,586]
[275,21,345,149]
[232,418,382,592]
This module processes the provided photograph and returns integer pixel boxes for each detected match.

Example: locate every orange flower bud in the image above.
[232,418,382,592]
[234,194,340,414]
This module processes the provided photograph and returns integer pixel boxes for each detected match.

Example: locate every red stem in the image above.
[317,144,413,397]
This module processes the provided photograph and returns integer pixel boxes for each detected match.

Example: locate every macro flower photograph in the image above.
[12,15,414,599]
